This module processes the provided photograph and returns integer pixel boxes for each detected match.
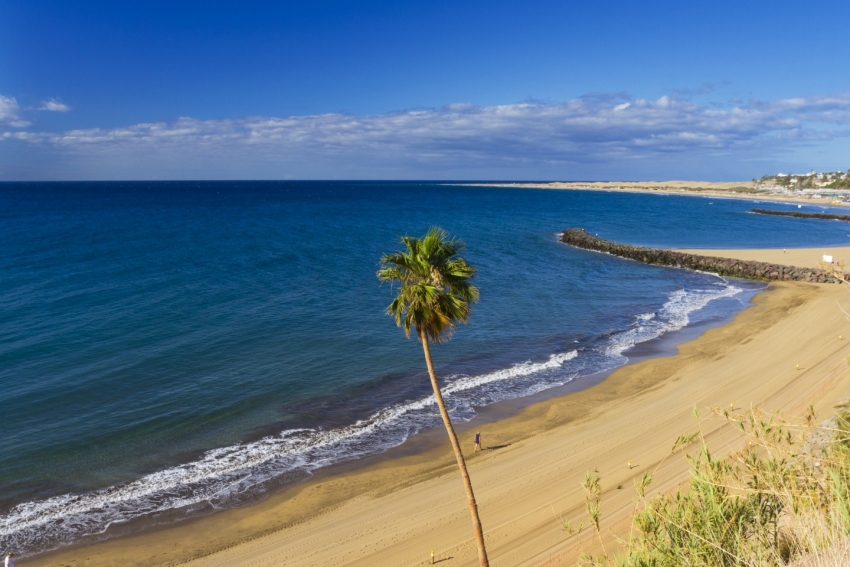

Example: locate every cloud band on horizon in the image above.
[3,91,850,180]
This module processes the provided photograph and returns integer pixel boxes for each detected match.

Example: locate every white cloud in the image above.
[39,99,72,112]
[5,91,850,179]
[0,95,31,127]
[0,95,18,120]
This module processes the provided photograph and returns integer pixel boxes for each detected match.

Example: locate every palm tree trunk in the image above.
[419,328,490,567]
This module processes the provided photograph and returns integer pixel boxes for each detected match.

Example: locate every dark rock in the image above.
[559,228,843,284]
[751,209,850,222]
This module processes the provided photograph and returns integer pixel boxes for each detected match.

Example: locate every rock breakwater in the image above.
[751,209,850,222]
[560,229,843,284]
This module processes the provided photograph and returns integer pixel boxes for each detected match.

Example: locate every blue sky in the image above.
[2,0,849,180]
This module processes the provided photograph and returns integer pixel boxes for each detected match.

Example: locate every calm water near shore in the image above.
[2,181,848,555]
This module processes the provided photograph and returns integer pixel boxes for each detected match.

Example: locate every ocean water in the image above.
[2,182,848,555]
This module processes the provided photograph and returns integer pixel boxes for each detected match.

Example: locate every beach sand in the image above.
[499,180,757,192]
[468,180,847,206]
[675,246,850,271]
[27,259,850,567]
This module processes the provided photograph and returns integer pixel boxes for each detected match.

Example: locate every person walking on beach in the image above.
[473,431,482,452]
[5,552,14,567]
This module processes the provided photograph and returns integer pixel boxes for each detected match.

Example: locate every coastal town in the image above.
[756,169,850,199]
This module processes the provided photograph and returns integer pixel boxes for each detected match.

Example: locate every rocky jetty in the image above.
[751,209,850,222]
[560,228,843,284]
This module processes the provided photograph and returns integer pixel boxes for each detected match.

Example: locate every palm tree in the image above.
[377,227,489,567]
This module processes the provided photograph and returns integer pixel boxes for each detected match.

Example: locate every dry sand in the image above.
[675,245,850,271]
[28,258,850,567]
[469,180,848,206]
[503,180,757,191]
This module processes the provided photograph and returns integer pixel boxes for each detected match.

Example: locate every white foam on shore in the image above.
[0,279,747,556]
[443,351,577,397]
[0,352,581,554]
[605,283,742,358]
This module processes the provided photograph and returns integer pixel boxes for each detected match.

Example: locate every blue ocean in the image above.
[2,182,848,555]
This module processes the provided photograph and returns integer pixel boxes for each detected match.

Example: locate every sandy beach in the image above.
[469,181,848,206]
[27,254,850,567]
[674,246,850,271]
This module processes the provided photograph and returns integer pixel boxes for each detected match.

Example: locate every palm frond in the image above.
[377,227,479,343]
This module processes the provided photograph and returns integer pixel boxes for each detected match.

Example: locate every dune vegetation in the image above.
[571,405,850,566]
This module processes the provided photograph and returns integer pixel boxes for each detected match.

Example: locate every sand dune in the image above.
[506,180,756,191]
[468,181,850,207]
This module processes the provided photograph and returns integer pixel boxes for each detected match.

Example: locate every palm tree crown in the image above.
[377,227,479,343]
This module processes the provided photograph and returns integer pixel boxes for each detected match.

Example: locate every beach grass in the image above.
[573,405,850,566]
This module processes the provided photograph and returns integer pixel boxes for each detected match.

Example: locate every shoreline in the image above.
[463,180,849,206]
[17,277,759,565]
[561,228,844,283]
[25,268,850,566]
[672,245,850,271]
